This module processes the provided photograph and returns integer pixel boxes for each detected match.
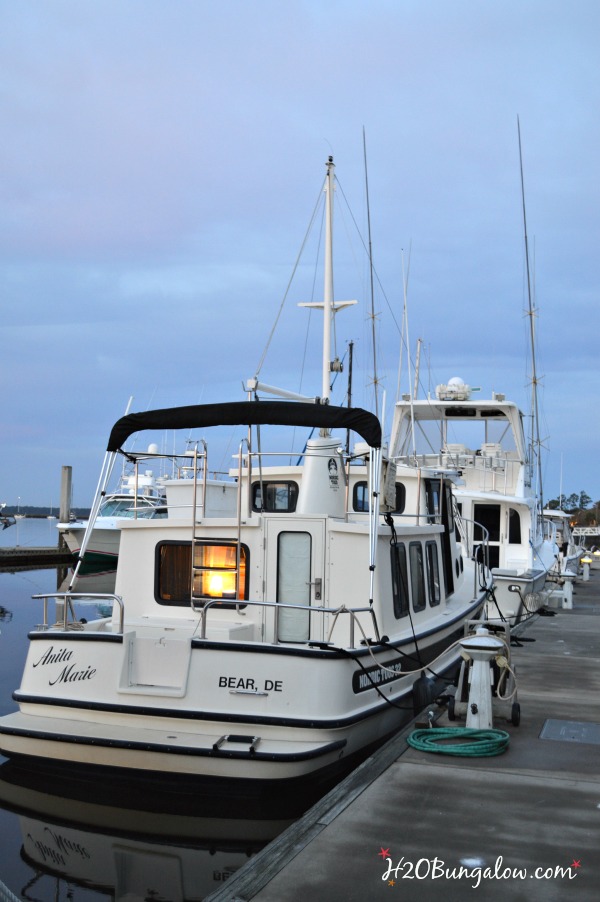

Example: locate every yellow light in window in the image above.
[208,574,224,595]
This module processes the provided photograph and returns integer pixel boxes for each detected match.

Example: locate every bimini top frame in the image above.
[107,400,381,453]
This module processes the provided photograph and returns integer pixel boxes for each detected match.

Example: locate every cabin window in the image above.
[444,407,477,417]
[252,481,298,512]
[354,481,406,513]
[155,541,248,607]
[455,501,462,541]
[424,479,441,523]
[391,542,409,619]
[473,504,501,542]
[508,508,522,544]
[410,542,426,612]
[426,541,441,606]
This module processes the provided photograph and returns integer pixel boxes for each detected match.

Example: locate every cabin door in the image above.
[474,502,501,569]
[266,520,325,642]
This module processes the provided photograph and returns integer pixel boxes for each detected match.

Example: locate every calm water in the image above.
[0,519,314,901]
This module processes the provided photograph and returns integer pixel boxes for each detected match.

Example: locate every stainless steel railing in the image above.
[32,592,124,633]
[195,597,381,649]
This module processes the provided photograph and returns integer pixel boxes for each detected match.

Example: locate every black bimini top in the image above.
[106,401,382,453]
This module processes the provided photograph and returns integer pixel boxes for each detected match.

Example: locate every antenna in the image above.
[363,128,379,418]
[518,117,544,511]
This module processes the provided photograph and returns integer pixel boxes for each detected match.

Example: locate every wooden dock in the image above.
[206,574,600,901]
[0,546,74,568]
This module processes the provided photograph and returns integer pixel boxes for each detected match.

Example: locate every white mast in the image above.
[322,155,335,402]
[298,156,356,408]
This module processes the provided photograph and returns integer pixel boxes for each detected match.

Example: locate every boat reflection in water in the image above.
[0,759,317,901]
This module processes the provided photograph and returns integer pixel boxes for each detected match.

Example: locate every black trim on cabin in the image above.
[27,632,124,643]
[23,594,484,657]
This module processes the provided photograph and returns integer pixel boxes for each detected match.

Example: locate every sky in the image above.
[1,0,599,509]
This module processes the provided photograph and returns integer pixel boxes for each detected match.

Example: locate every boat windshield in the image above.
[100,498,163,518]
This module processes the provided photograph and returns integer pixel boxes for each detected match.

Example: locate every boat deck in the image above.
[207,573,600,901]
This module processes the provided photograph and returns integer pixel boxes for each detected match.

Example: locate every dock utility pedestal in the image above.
[448,622,520,728]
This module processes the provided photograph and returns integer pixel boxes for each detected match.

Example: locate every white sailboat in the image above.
[0,158,491,784]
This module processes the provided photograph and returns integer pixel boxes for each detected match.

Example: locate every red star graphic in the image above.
[378,847,390,859]
[571,859,581,869]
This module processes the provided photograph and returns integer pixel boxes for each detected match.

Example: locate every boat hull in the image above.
[0,604,482,781]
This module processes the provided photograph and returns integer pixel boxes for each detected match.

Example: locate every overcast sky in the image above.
[2,0,598,509]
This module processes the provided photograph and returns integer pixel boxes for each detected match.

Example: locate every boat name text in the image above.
[32,646,97,686]
[219,676,283,691]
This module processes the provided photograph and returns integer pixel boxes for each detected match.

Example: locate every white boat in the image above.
[544,508,584,580]
[58,462,169,578]
[1,502,15,530]
[390,377,558,626]
[0,158,491,784]
[59,454,238,592]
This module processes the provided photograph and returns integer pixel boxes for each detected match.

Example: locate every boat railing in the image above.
[31,593,124,633]
[455,515,491,593]
[195,597,381,649]
[402,452,520,495]
[541,514,557,545]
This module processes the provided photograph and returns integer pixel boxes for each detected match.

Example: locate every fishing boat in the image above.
[390,377,558,625]
[0,158,491,783]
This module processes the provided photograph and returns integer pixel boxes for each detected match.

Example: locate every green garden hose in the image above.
[407,727,510,757]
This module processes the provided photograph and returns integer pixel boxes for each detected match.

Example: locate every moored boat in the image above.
[58,462,168,576]
[0,158,492,783]
[390,377,559,625]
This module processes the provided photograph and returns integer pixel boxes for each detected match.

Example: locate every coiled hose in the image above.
[407,727,510,757]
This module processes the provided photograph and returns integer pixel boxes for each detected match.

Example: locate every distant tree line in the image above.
[1,505,90,517]
[546,491,599,525]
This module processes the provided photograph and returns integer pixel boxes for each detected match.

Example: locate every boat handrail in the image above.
[196,597,381,648]
[32,593,124,634]
[455,515,491,594]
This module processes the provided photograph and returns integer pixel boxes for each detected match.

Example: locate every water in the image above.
[0,520,317,901]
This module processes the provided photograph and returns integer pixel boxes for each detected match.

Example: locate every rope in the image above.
[407,727,510,757]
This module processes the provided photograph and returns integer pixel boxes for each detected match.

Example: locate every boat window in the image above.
[410,542,426,612]
[354,481,406,513]
[444,407,477,417]
[473,504,501,542]
[100,498,165,519]
[425,479,441,523]
[508,508,522,544]
[155,541,248,607]
[252,481,298,512]
[426,541,441,606]
[391,542,409,619]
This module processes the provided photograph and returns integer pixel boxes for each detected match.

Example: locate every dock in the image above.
[207,575,600,901]
[0,546,73,568]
